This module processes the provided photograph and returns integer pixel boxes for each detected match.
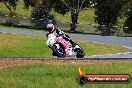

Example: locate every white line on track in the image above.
[87,51,132,57]
[12,33,15,34]
[3,32,6,34]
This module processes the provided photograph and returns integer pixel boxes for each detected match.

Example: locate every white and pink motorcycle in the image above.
[46,33,85,58]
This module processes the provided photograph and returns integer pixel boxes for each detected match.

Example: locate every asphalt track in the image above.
[0,28,132,58]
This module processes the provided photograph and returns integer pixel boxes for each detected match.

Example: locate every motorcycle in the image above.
[46,33,85,58]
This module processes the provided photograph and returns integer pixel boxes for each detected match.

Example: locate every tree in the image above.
[23,0,90,31]
[54,0,90,31]
[124,3,132,33]
[95,0,130,35]
[0,0,19,16]
[31,5,55,28]
[22,0,56,28]
[23,0,55,20]
[119,1,131,17]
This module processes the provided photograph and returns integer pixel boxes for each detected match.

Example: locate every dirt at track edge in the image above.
[0,58,132,69]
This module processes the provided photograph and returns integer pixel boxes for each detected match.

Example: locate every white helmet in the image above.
[47,24,54,28]
[47,24,55,32]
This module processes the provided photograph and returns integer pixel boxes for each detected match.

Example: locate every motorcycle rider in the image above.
[46,22,79,48]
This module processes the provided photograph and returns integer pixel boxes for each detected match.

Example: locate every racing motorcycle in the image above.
[46,33,85,58]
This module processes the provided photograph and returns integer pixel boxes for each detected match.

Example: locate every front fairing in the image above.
[47,33,56,46]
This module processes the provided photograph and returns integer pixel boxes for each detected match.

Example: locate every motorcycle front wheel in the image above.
[52,43,66,58]
[75,47,85,58]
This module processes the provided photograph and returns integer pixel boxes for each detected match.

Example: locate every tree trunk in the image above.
[70,11,79,32]
[2,1,16,16]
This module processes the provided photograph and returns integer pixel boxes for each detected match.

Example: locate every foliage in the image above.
[32,6,50,19]
[23,0,55,28]
[95,0,130,35]
[23,0,54,9]
[31,5,55,28]
[0,0,19,10]
[124,3,132,33]
[53,0,90,31]
[0,0,90,31]
[23,0,36,9]
[119,1,131,17]
[53,0,90,15]
[53,0,69,15]
[0,0,20,16]
[22,0,91,31]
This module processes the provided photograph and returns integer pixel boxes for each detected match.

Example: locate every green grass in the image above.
[0,33,130,57]
[0,25,31,30]
[0,25,47,32]
[0,33,52,57]
[0,61,132,88]
[54,8,95,24]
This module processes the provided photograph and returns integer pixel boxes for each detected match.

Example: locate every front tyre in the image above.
[52,43,66,58]
[75,48,85,58]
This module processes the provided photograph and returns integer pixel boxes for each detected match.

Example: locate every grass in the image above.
[0,33,51,57]
[54,8,95,24]
[0,61,132,88]
[0,25,32,30]
[0,25,48,32]
[0,33,130,57]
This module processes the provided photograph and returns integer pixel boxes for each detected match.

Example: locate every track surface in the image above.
[0,28,132,47]
[0,28,132,58]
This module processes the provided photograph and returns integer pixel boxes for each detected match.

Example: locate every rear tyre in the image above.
[52,43,66,58]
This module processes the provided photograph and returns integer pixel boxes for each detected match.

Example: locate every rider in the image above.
[46,21,78,48]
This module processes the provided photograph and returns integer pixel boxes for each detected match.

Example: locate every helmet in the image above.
[48,20,54,24]
[47,23,55,32]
